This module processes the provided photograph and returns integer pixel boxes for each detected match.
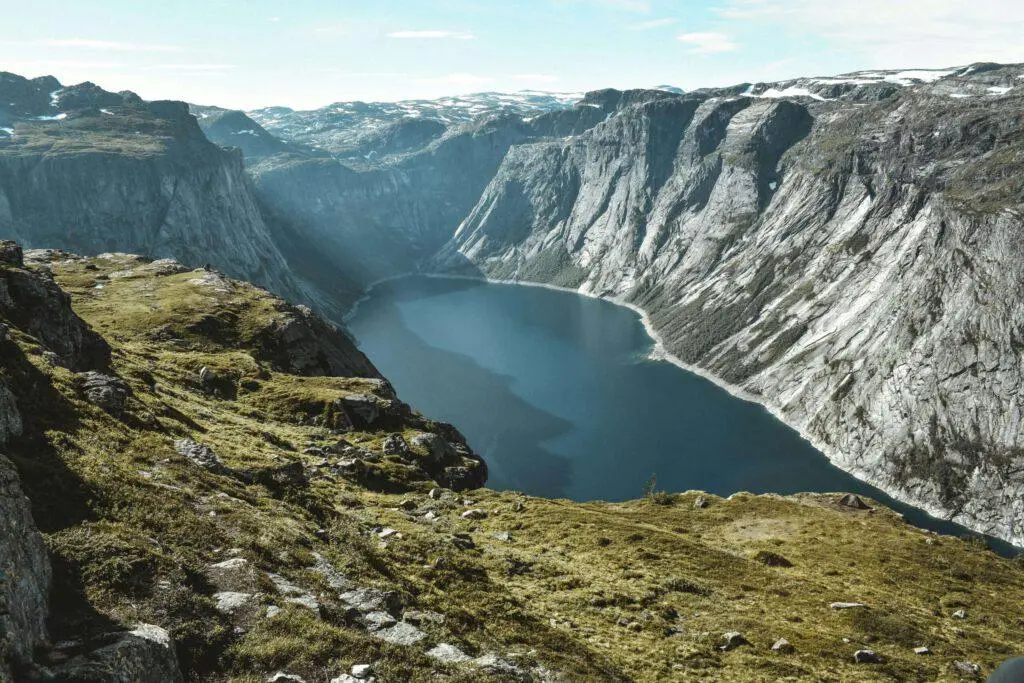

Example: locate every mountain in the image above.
[0,72,366,318]
[1,63,1023,550]
[426,63,1024,546]
[2,241,1022,681]
[248,91,582,162]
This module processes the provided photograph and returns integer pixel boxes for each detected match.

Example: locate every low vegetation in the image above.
[3,251,1023,681]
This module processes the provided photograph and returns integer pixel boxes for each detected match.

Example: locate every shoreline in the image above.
[345,270,1019,552]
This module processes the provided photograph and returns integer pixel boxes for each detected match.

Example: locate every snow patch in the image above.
[0,127,13,136]
[752,86,827,101]
[883,69,954,85]
[987,86,1012,95]
[35,113,67,121]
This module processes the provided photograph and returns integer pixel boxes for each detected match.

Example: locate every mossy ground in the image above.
[3,253,1023,682]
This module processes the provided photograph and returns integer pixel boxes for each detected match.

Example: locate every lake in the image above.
[347,274,1014,552]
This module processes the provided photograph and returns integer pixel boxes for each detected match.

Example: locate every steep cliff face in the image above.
[0,74,324,313]
[435,64,1024,545]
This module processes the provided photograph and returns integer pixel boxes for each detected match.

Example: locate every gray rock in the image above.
[854,649,882,664]
[174,439,230,475]
[267,573,320,612]
[0,240,24,267]
[0,453,50,677]
[913,646,931,655]
[362,611,397,630]
[350,663,374,679]
[55,624,185,682]
[427,643,472,663]
[311,552,352,591]
[953,608,967,619]
[340,587,399,614]
[771,638,795,654]
[830,602,867,610]
[213,591,256,615]
[340,394,380,424]
[78,372,131,413]
[372,621,426,646]
[382,434,411,457]
[268,674,307,683]
[461,508,487,520]
[694,496,710,509]
[411,433,457,465]
[953,660,982,677]
[837,494,871,510]
[720,631,749,651]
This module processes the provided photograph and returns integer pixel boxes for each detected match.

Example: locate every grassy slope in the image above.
[4,253,1023,682]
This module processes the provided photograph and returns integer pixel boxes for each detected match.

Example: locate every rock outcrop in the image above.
[0,381,49,682]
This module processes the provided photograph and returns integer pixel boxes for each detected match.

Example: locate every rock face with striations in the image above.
[432,64,1024,545]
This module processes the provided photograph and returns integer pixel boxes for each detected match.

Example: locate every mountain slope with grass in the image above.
[1,240,1022,682]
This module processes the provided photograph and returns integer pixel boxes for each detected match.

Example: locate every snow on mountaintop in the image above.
[248,90,583,160]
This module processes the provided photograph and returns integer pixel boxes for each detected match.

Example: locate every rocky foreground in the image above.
[1,240,1023,682]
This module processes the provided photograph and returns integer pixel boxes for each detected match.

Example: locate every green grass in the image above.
[2,252,1021,681]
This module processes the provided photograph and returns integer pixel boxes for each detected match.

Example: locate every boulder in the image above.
[267,674,307,683]
[362,611,396,630]
[382,434,411,457]
[837,494,871,510]
[174,439,231,475]
[830,602,867,610]
[461,509,487,520]
[54,624,185,682]
[953,661,982,678]
[339,587,401,615]
[350,663,374,679]
[441,465,486,491]
[694,496,710,509]
[78,371,130,414]
[372,621,426,646]
[0,241,24,267]
[410,433,457,465]
[854,649,881,664]
[427,643,472,663]
[913,646,931,655]
[771,638,795,654]
[340,395,380,425]
[213,591,256,616]
[720,632,749,651]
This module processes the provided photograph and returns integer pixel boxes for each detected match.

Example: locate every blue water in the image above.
[348,275,1016,554]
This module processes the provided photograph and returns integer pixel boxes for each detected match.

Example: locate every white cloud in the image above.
[511,73,561,83]
[677,32,739,54]
[387,30,476,40]
[414,73,494,86]
[628,18,678,30]
[598,0,652,11]
[715,0,1024,67]
[38,38,182,52]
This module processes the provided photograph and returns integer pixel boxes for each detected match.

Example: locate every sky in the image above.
[2,0,1023,110]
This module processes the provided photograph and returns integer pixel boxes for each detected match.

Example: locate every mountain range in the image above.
[2,61,1024,681]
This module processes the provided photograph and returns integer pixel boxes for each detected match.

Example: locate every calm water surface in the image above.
[348,275,1015,552]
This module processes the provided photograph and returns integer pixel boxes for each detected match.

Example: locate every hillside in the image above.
[1,241,1023,681]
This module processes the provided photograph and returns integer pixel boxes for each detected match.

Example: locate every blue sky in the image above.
[2,0,1023,109]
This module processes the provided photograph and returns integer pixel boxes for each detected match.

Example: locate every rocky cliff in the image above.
[2,240,1023,682]
[432,63,1024,547]
[0,73,351,317]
